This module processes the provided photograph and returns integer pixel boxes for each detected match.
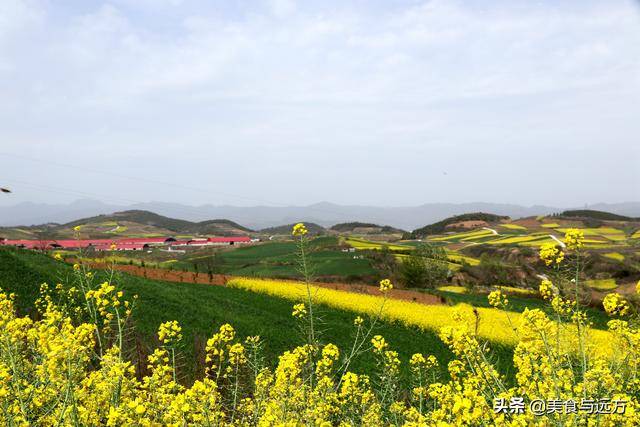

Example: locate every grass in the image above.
[541,223,560,228]
[431,286,612,330]
[215,238,377,278]
[585,278,617,291]
[48,237,380,281]
[0,247,466,383]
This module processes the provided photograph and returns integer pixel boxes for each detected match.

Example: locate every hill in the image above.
[559,209,633,221]
[330,222,405,234]
[6,199,640,229]
[0,210,253,239]
[260,222,326,235]
[410,212,509,238]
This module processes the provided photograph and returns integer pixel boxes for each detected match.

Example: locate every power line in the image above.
[0,151,398,225]
[0,151,287,206]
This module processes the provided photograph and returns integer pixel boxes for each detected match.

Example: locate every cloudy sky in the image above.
[1,0,639,208]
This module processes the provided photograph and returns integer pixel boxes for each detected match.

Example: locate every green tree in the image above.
[399,243,449,289]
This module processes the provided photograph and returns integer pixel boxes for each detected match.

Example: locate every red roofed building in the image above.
[0,235,251,251]
[117,237,175,245]
[111,243,150,251]
[208,236,251,245]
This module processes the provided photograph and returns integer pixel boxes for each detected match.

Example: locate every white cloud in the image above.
[0,0,639,206]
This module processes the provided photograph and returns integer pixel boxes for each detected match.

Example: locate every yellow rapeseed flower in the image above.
[158,320,183,345]
[291,223,308,236]
[539,243,564,266]
[487,290,508,308]
[564,228,584,250]
[603,293,630,317]
[292,303,307,318]
[379,279,393,292]
[539,279,554,300]
[371,335,387,353]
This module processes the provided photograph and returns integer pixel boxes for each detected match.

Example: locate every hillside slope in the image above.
[260,222,326,235]
[330,222,405,234]
[559,209,634,221]
[0,246,460,382]
[0,210,253,239]
[410,212,509,238]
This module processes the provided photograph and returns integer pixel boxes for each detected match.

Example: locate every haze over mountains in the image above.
[2,200,640,230]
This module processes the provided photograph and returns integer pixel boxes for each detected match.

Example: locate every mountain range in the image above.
[2,199,640,230]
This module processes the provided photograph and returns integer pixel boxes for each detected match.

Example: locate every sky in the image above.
[1,0,639,208]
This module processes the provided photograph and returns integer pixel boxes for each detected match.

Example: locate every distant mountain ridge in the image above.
[2,199,640,230]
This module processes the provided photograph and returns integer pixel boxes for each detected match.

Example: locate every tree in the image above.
[399,243,449,289]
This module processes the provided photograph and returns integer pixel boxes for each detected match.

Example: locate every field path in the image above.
[85,262,445,306]
[549,235,567,248]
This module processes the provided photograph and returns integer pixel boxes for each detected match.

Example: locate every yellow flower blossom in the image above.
[603,293,630,317]
[371,335,388,353]
[379,279,393,292]
[564,228,584,250]
[292,303,307,318]
[539,279,554,300]
[158,320,182,345]
[291,223,308,236]
[539,243,564,266]
[487,290,508,308]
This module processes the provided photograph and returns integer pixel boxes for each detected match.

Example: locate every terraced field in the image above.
[342,237,480,270]
[585,278,618,291]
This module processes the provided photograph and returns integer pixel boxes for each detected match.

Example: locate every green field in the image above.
[432,286,611,330]
[70,237,379,281]
[1,247,492,383]
[199,237,378,278]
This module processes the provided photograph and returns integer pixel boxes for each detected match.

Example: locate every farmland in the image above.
[0,246,463,381]
[2,209,640,425]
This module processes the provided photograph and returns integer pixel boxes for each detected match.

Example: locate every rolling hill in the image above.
[260,222,326,235]
[410,212,509,238]
[0,210,253,239]
[330,222,405,234]
[558,209,634,221]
